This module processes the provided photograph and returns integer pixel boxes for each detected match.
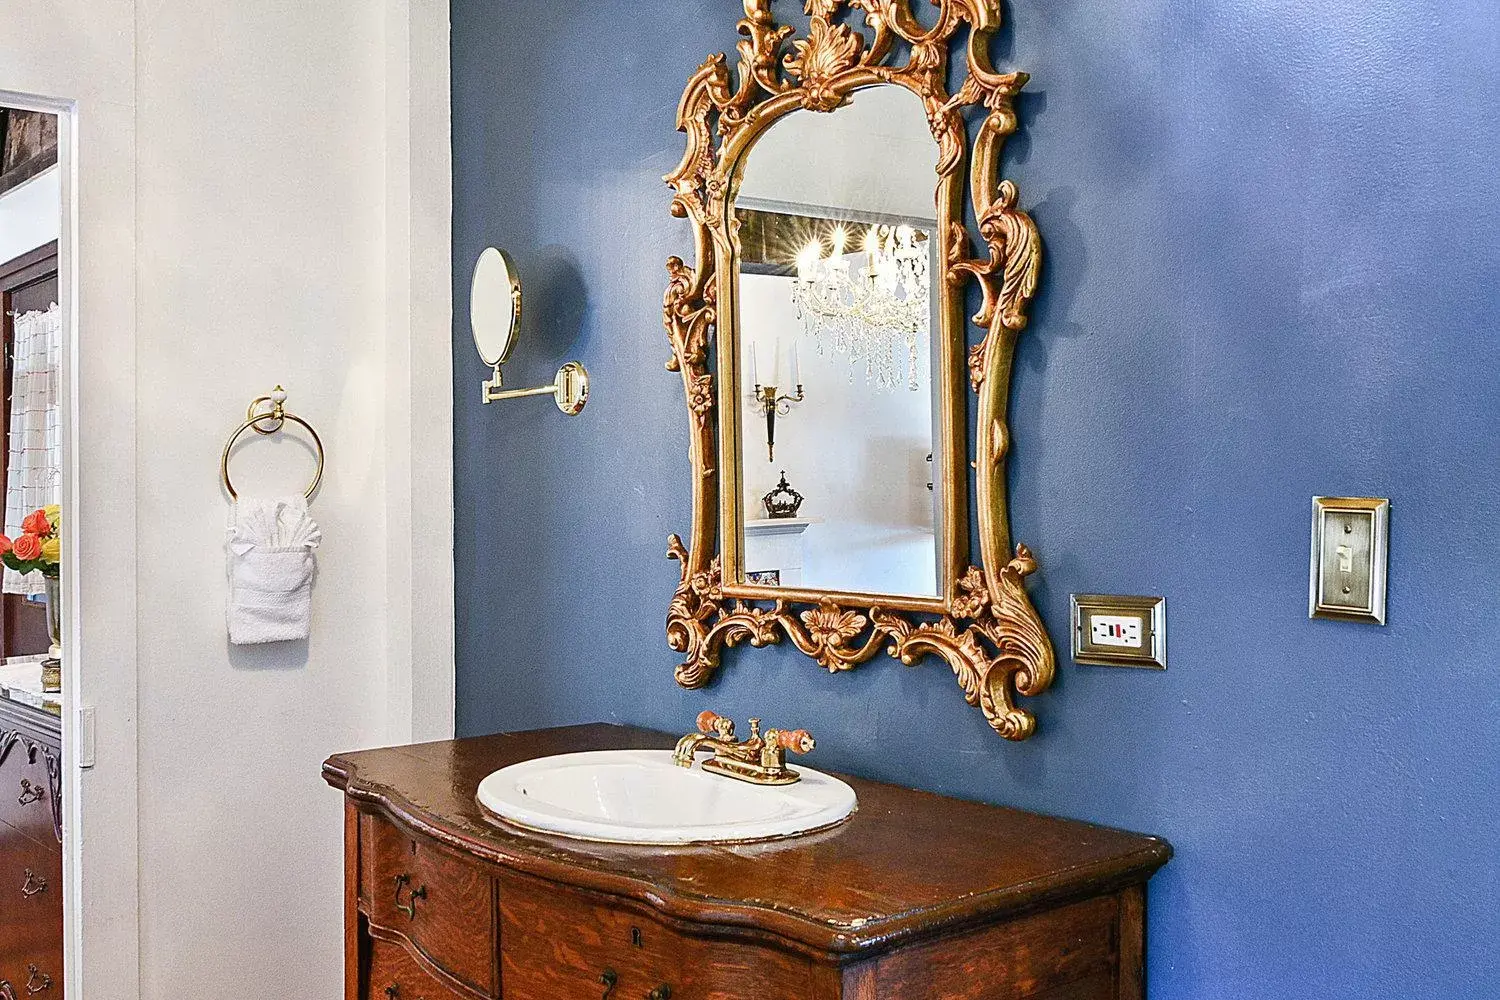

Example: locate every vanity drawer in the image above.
[0,737,59,847]
[368,937,472,1000]
[500,874,816,1000]
[854,894,1121,1000]
[361,813,498,997]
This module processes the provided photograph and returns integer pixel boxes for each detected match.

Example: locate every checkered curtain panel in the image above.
[4,303,61,596]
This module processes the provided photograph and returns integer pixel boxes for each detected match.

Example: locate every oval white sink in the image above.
[476,749,857,845]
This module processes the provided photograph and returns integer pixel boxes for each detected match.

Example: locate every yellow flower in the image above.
[39,536,60,564]
[43,505,60,533]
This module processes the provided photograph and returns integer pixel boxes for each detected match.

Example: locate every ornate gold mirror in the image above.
[664,0,1055,740]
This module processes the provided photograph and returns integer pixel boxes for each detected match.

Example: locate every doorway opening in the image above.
[0,97,67,998]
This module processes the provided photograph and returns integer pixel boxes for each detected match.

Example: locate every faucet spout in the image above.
[672,732,708,768]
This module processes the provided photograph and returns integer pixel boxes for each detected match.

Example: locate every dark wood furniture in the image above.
[0,696,62,998]
[325,724,1171,1000]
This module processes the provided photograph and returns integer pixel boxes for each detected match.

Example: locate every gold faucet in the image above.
[673,710,816,786]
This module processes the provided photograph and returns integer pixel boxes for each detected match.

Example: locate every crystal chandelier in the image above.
[790,224,929,392]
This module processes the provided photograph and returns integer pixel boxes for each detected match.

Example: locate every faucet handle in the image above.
[695,710,734,738]
[772,729,816,755]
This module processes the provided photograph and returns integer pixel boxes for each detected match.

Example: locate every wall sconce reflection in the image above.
[748,340,803,462]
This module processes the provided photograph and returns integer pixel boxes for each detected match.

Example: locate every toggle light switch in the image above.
[1070,595,1166,669]
[1309,497,1388,624]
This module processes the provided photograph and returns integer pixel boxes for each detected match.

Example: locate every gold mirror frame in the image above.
[663,0,1055,740]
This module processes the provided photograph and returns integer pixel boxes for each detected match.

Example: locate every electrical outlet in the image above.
[1090,615,1143,649]
[1071,595,1166,669]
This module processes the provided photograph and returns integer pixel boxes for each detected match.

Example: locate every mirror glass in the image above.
[730,85,943,599]
[0,104,65,713]
[470,247,521,366]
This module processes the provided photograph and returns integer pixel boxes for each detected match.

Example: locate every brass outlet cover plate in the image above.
[1309,497,1389,624]
[1070,594,1167,670]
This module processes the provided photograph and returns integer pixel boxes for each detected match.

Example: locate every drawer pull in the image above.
[1,981,15,1000]
[24,966,50,995]
[646,987,671,1000]
[599,968,618,999]
[18,780,44,807]
[393,873,427,920]
[20,869,46,897]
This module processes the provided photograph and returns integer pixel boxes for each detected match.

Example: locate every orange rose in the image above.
[0,536,12,557]
[21,510,50,537]
[12,534,41,561]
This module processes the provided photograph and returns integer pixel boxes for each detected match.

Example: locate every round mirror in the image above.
[470,247,522,367]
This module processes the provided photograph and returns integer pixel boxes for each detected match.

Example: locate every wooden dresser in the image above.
[0,697,62,999]
[324,725,1171,1000]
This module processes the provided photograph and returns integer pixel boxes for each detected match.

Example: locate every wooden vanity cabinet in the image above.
[326,725,1170,1000]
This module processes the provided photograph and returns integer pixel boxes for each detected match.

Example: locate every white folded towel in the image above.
[226,497,322,645]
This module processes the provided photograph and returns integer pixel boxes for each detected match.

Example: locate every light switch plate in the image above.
[1309,496,1388,624]
[1070,594,1166,669]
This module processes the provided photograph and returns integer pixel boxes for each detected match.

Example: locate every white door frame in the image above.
[0,87,142,1000]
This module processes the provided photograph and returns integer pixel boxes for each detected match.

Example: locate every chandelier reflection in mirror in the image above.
[790,223,930,392]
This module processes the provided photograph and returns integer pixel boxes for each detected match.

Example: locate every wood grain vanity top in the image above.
[323,724,1170,958]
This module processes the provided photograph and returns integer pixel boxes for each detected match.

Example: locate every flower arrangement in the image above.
[0,506,61,578]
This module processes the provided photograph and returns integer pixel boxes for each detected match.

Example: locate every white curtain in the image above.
[4,304,62,596]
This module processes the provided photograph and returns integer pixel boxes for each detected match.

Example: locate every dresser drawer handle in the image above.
[24,966,50,995]
[599,968,617,999]
[0,980,15,1000]
[20,869,46,897]
[385,985,428,1000]
[18,780,44,807]
[646,987,671,1000]
[393,873,426,920]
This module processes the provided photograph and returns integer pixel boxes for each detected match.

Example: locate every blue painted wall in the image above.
[451,2,1500,997]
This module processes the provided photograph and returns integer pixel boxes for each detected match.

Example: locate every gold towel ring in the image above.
[220,386,325,500]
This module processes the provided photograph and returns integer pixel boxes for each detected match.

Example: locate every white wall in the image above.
[0,2,453,997]
[0,164,61,264]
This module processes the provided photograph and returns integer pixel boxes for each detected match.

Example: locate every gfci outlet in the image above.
[1070,595,1167,669]
[1090,615,1143,649]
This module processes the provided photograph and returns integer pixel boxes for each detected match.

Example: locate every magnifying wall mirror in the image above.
[471,246,521,368]
[471,247,589,414]
[662,0,1057,741]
